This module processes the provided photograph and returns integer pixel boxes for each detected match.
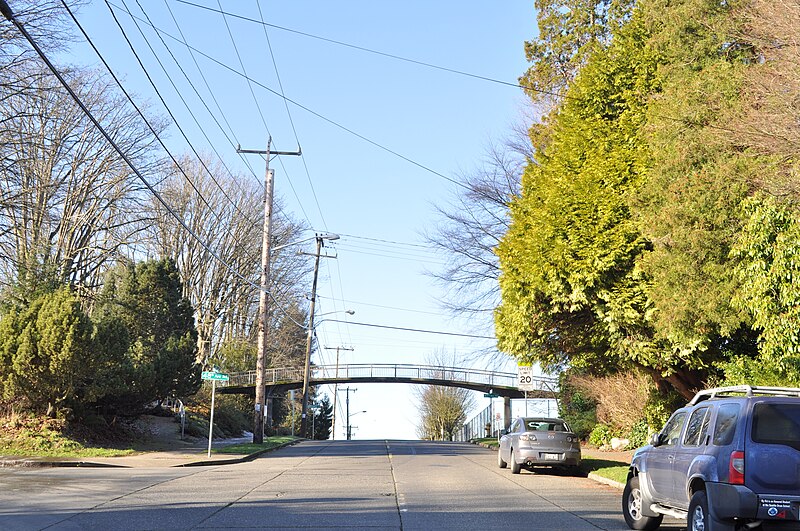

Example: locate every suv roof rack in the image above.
[688,385,800,405]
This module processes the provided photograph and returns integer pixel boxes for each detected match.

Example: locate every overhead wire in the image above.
[65,0,259,266]
[177,1,796,145]
[66,1,308,331]
[255,0,328,231]
[173,0,557,98]
[160,0,260,183]
[105,1,473,192]
[214,1,320,229]
[323,319,495,340]
[316,295,444,316]
[109,1,255,230]
[126,0,260,210]
[0,0,264,297]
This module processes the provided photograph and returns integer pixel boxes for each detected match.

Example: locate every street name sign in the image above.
[201,371,229,381]
[484,393,499,398]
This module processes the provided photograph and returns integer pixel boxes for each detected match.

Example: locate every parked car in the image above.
[497,417,581,474]
[623,385,800,531]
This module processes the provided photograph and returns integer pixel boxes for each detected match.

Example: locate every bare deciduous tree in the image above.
[147,154,310,365]
[414,350,477,440]
[731,0,800,196]
[0,63,164,296]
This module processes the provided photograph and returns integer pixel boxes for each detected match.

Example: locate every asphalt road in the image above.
[0,439,685,530]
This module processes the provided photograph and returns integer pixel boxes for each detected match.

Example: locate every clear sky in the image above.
[61,0,540,439]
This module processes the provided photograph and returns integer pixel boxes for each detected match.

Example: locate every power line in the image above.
[64,0,259,267]
[174,0,555,98]
[0,0,261,295]
[255,0,327,231]
[322,319,495,340]
[158,0,258,184]
[336,232,431,249]
[316,295,444,316]
[105,1,471,192]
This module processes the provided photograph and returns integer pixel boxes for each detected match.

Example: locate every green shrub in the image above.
[212,403,249,437]
[644,389,683,430]
[558,373,598,440]
[589,423,616,447]
[627,420,650,448]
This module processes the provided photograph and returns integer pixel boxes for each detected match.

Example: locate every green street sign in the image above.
[201,371,229,381]
[483,393,499,398]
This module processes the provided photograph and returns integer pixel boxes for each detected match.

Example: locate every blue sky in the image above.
[64,0,539,439]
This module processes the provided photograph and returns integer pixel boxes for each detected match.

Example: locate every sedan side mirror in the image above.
[500,428,509,436]
[649,433,663,447]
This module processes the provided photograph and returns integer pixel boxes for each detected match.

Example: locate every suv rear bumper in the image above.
[706,483,800,523]
[706,482,759,520]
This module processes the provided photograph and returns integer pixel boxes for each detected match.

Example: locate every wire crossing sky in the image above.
[50,0,536,439]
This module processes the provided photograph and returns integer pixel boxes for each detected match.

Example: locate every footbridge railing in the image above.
[218,363,558,398]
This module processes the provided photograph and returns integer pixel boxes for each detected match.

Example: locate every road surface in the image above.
[0,439,684,530]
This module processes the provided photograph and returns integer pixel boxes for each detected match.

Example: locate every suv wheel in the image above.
[688,491,735,531]
[622,476,662,530]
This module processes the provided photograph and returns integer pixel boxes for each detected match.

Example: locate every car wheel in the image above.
[622,476,662,530]
[510,449,521,474]
[688,490,735,531]
[498,448,507,469]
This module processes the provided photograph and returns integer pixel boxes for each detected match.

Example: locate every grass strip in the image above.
[213,436,298,454]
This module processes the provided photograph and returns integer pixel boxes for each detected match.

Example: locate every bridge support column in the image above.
[503,396,512,429]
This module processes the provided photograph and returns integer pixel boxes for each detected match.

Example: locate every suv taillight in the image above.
[729,450,745,485]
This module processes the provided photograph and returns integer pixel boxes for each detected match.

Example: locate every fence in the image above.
[454,403,495,442]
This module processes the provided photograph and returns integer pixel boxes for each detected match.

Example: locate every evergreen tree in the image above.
[94,259,200,409]
[0,287,99,416]
[311,394,333,440]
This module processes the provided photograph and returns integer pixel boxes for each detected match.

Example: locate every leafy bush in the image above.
[212,403,249,437]
[627,420,650,448]
[588,423,617,447]
[643,388,683,430]
[558,373,598,440]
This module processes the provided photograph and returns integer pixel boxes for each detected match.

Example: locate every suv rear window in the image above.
[712,403,739,446]
[752,403,800,451]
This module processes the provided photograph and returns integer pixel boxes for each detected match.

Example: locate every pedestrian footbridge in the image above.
[217,363,557,399]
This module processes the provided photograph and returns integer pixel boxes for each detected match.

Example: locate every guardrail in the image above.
[220,363,558,393]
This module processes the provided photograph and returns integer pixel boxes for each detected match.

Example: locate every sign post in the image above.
[518,366,535,418]
[201,370,229,457]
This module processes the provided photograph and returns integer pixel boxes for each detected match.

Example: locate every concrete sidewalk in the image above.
[0,439,299,469]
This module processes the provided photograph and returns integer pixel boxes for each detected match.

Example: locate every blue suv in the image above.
[623,386,800,531]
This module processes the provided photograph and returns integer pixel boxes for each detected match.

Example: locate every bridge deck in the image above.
[217,363,558,399]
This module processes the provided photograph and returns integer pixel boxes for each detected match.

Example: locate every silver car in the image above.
[498,417,581,474]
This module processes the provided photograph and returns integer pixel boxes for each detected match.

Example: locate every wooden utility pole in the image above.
[324,345,353,440]
[299,234,338,437]
[237,138,301,444]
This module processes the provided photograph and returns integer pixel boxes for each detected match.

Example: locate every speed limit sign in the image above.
[517,365,535,391]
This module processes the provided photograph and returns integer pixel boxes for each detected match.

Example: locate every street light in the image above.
[300,233,340,438]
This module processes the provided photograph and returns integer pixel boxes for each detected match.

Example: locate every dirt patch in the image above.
[126,414,204,452]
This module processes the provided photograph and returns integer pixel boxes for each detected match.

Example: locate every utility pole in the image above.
[236,138,301,444]
[299,234,338,437]
[324,345,353,440]
[340,386,357,440]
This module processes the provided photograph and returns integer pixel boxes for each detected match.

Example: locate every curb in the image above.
[587,472,624,490]
[0,438,302,469]
[175,438,301,467]
[0,459,127,469]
